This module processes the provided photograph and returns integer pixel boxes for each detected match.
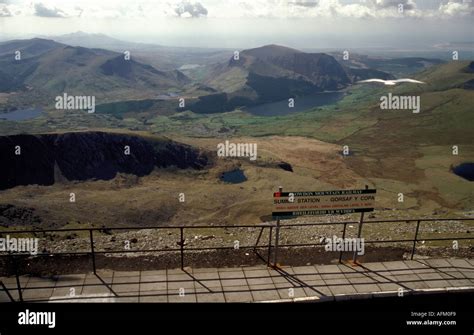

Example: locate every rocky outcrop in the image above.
[0,131,209,190]
[278,162,293,172]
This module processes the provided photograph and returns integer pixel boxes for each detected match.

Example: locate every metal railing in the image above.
[0,217,473,302]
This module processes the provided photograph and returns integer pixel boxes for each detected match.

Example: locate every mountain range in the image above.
[0,35,442,114]
[0,38,190,104]
[188,44,397,113]
[47,31,232,71]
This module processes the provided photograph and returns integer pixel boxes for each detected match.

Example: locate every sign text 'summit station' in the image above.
[272,189,376,218]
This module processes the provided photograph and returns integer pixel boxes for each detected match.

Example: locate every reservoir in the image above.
[0,108,43,121]
[244,91,344,116]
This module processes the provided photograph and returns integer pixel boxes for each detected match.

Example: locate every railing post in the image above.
[89,229,96,274]
[352,185,370,263]
[339,223,347,263]
[180,227,185,270]
[272,186,283,267]
[13,255,23,302]
[273,219,281,266]
[353,212,365,263]
[253,227,265,252]
[411,220,421,260]
[267,226,273,267]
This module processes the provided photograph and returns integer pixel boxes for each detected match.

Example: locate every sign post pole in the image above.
[352,211,365,263]
[353,185,369,263]
[272,186,282,267]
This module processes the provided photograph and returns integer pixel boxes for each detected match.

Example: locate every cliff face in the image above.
[0,132,209,190]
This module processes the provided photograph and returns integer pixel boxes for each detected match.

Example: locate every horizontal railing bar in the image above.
[1,236,472,259]
[0,217,472,234]
[364,237,474,244]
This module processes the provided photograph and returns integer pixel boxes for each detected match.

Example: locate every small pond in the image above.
[453,163,474,181]
[220,169,247,184]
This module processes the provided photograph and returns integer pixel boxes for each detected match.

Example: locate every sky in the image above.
[0,0,473,49]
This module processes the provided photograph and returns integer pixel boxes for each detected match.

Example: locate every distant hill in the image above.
[207,44,350,95]
[195,44,351,112]
[389,60,474,93]
[330,52,445,77]
[0,38,61,58]
[344,67,395,82]
[48,31,126,49]
[0,38,190,103]
[47,31,232,71]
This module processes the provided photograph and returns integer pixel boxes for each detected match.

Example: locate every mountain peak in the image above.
[242,44,302,59]
[60,31,111,38]
[51,32,123,48]
[0,38,64,58]
[30,37,56,42]
[65,31,89,37]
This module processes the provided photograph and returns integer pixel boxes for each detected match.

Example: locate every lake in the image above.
[453,163,474,181]
[220,169,247,184]
[244,91,345,116]
[0,108,43,121]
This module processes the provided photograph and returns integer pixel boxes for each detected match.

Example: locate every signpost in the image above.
[272,188,376,218]
[270,187,376,266]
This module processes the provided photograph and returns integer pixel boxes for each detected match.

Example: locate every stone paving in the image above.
[1,258,473,303]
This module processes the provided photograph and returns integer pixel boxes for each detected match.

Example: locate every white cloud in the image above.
[0,0,473,19]
[205,0,421,19]
[0,4,12,16]
[175,1,208,18]
[34,2,67,18]
[439,1,474,17]
[370,0,416,10]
